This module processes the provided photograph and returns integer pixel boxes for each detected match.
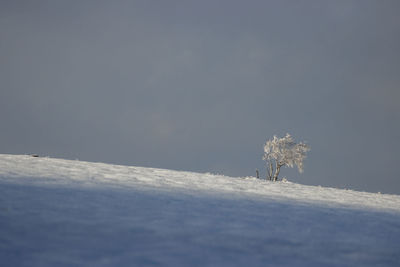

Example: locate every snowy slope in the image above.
[1,154,400,266]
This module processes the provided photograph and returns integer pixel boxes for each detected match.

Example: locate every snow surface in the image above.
[1,154,400,266]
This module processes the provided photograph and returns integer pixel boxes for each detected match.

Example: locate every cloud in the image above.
[1,0,400,193]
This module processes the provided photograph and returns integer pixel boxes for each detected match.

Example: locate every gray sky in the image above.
[1,0,400,194]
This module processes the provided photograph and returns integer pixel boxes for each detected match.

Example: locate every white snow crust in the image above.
[1,154,399,266]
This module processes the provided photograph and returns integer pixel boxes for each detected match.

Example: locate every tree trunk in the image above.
[273,163,282,181]
[267,161,273,180]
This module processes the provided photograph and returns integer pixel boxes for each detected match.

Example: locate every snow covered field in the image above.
[1,154,400,266]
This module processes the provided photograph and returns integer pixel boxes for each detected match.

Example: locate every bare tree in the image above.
[263,134,310,181]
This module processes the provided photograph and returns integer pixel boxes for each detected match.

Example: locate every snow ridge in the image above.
[1,154,400,266]
[1,154,399,212]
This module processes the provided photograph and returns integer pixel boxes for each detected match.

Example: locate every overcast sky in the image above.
[1,0,399,194]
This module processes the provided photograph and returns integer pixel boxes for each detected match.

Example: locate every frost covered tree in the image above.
[263,134,310,181]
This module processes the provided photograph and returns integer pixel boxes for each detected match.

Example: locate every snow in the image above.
[1,154,400,266]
